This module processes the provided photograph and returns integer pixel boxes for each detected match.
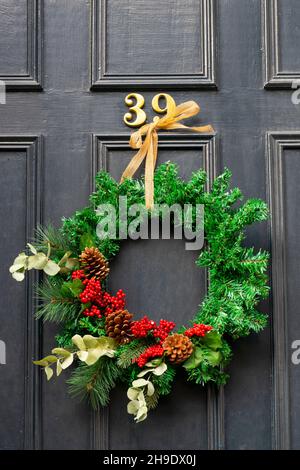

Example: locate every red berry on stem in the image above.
[184,323,213,338]
[153,319,176,341]
[135,344,164,368]
[72,269,86,280]
[131,316,156,338]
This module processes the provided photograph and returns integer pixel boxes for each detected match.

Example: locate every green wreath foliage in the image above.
[10,162,269,420]
[62,162,269,337]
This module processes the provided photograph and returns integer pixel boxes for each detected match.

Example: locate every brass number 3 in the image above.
[123,93,147,128]
[124,93,175,128]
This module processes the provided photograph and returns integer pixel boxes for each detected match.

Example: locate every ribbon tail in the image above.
[173,101,200,121]
[165,122,214,133]
[120,135,150,183]
[152,131,159,170]
[129,124,149,149]
[144,133,158,210]
[158,101,200,127]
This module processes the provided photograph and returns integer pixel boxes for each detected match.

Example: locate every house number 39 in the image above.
[123,93,175,128]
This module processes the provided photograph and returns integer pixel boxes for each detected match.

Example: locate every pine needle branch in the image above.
[151,365,176,396]
[68,358,123,409]
[145,390,160,410]
[35,278,79,323]
[33,224,71,253]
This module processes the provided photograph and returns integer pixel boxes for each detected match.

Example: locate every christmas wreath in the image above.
[9,162,269,423]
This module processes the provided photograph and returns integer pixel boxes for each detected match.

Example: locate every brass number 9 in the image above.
[152,93,176,115]
[123,93,147,128]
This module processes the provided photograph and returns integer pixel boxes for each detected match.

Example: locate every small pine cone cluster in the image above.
[105,309,133,344]
[163,333,193,364]
[79,247,109,281]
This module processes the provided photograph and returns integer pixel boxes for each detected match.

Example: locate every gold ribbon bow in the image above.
[120,97,214,209]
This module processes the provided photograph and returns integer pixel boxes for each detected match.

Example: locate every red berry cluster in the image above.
[83,305,101,318]
[71,269,85,280]
[104,290,126,315]
[79,278,102,303]
[184,323,213,338]
[135,345,164,368]
[153,319,176,341]
[130,316,176,340]
[131,316,156,338]
[74,271,126,319]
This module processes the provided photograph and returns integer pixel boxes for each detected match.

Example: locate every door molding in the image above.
[266,131,299,449]
[263,0,300,89]
[0,136,43,448]
[90,132,224,450]
[91,133,217,190]
[1,1,43,90]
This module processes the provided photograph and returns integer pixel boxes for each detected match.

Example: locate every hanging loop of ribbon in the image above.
[120,96,214,209]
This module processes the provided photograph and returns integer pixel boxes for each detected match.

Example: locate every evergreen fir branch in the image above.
[230,199,268,231]
[210,168,232,196]
[91,171,119,207]
[119,178,145,204]
[77,317,106,336]
[68,357,123,409]
[153,162,186,206]
[125,363,143,385]
[184,169,207,203]
[55,316,106,348]
[187,365,229,387]
[238,249,269,274]
[61,207,98,254]
[96,238,120,260]
[214,279,269,309]
[240,258,267,266]
[55,318,83,348]
[222,187,243,207]
[186,338,232,387]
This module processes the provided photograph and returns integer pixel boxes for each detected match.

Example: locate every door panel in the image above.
[91,0,216,88]
[0,137,42,449]
[0,0,299,450]
[264,0,300,87]
[267,133,300,450]
[0,0,42,89]
[92,134,216,185]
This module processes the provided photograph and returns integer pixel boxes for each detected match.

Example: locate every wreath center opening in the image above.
[108,237,206,326]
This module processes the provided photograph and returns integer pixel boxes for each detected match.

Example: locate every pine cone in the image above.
[105,310,133,344]
[79,247,109,281]
[163,333,193,364]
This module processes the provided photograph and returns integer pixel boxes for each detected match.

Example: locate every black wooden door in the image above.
[0,0,299,450]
